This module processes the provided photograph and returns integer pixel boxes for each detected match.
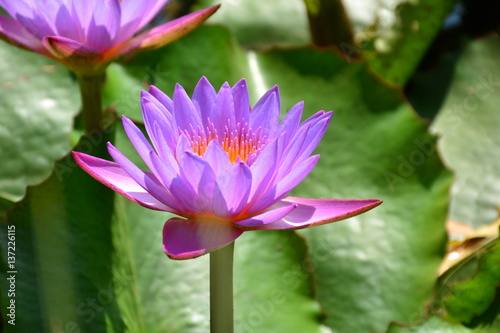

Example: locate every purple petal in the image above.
[148,85,174,114]
[248,138,279,202]
[121,116,156,170]
[2,1,56,38]
[119,0,169,42]
[192,76,216,126]
[250,86,280,138]
[0,15,44,52]
[249,155,320,214]
[178,151,217,212]
[85,0,121,50]
[253,197,382,230]
[277,101,304,146]
[106,142,181,211]
[173,83,203,132]
[275,111,331,180]
[234,201,297,228]
[288,111,332,167]
[42,35,101,59]
[140,95,177,155]
[211,82,235,135]
[151,121,176,160]
[69,0,98,35]
[231,78,250,124]
[203,140,231,176]
[0,1,33,20]
[213,162,252,217]
[149,149,199,214]
[175,134,194,161]
[109,5,220,59]
[72,151,176,213]
[53,3,82,42]
[163,218,243,259]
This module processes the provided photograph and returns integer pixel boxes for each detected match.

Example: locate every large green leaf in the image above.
[432,238,500,326]
[387,315,500,333]
[0,43,79,203]
[0,132,121,333]
[431,35,500,227]
[251,47,450,332]
[196,0,309,49]
[366,0,456,85]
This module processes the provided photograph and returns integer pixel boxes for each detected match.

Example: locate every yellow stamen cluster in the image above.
[184,120,265,163]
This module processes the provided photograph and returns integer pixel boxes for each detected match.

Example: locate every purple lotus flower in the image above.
[0,0,218,75]
[73,77,381,259]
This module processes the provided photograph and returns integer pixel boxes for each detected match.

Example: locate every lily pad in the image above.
[0,43,79,203]
[433,238,500,326]
[196,0,309,49]
[431,34,500,227]
[367,0,457,85]
[1,132,121,333]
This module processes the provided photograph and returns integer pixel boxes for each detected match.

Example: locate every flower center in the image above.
[183,119,266,163]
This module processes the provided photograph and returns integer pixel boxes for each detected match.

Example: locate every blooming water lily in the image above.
[0,0,218,75]
[73,77,382,259]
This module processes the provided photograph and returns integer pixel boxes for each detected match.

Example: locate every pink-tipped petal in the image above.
[106,142,181,211]
[72,151,176,212]
[254,197,383,230]
[42,35,101,59]
[109,5,220,60]
[234,202,297,228]
[163,218,243,259]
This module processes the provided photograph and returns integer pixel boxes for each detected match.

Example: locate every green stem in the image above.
[77,74,104,134]
[210,242,235,333]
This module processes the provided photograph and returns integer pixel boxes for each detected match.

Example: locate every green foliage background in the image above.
[1,0,499,332]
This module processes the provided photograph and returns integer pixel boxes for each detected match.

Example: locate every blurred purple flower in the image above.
[73,77,381,259]
[0,0,218,75]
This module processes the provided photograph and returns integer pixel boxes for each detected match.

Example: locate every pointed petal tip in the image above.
[254,197,383,230]
[120,4,221,57]
[71,151,84,163]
